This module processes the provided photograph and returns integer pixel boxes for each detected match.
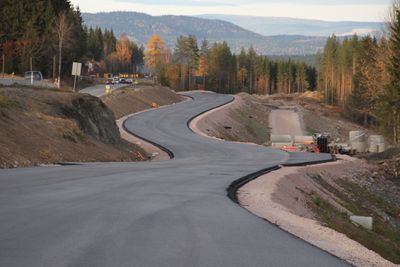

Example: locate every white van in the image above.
[24,71,43,81]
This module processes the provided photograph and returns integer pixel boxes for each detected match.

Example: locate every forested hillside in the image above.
[198,15,382,37]
[82,12,327,55]
[0,0,86,78]
[0,0,144,80]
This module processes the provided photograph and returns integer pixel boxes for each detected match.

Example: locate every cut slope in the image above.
[193,93,272,145]
[101,85,184,119]
[0,87,145,168]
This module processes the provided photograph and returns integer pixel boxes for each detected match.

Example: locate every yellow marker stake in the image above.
[105,85,111,94]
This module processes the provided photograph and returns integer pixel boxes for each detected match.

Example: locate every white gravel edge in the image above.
[238,160,398,267]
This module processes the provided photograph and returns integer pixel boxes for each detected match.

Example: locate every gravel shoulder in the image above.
[238,157,397,267]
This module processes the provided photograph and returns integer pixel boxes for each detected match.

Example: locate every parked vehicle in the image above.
[105,78,114,85]
[126,78,133,84]
[24,71,43,81]
[112,77,120,84]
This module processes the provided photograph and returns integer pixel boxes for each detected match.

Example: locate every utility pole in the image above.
[30,57,33,85]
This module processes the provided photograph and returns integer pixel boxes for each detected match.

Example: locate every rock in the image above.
[62,95,120,144]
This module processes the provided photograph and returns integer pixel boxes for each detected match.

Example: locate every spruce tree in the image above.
[383,7,400,143]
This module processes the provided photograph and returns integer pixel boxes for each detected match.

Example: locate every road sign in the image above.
[72,62,82,76]
[72,62,82,92]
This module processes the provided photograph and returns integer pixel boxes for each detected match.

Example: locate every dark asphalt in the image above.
[0,91,348,266]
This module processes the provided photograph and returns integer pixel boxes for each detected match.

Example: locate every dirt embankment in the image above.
[195,93,273,145]
[101,85,184,119]
[0,87,146,168]
[195,90,368,145]
[257,92,368,142]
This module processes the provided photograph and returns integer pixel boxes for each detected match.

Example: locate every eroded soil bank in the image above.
[0,84,184,168]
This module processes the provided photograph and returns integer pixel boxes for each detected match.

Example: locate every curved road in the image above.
[0,91,347,266]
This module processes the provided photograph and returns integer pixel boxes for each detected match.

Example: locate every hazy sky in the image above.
[70,0,391,21]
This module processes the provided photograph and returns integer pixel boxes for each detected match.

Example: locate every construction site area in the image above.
[199,90,400,265]
[0,83,399,265]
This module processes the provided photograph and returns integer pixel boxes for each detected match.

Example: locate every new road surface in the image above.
[0,89,348,266]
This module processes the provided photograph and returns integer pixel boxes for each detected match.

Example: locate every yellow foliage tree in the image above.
[116,35,132,65]
[166,64,180,89]
[145,35,166,72]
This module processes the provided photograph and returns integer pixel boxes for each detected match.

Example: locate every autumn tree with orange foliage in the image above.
[145,35,166,73]
[116,35,132,65]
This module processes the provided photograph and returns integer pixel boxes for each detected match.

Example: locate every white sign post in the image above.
[72,62,82,92]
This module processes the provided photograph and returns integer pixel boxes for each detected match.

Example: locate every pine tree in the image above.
[382,5,400,143]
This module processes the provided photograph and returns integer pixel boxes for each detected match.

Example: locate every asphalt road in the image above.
[0,91,348,266]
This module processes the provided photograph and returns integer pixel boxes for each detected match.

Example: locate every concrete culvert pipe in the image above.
[349,131,366,143]
[352,142,367,153]
[369,145,379,153]
[369,135,384,144]
[350,131,367,153]
[350,216,373,231]
[369,135,386,153]
[271,135,293,143]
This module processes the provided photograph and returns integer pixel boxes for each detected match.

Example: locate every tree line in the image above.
[316,1,400,143]
[85,28,144,75]
[0,0,85,79]
[0,0,144,81]
[144,35,317,95]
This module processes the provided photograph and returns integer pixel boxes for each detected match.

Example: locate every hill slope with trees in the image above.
[82,12,327,55]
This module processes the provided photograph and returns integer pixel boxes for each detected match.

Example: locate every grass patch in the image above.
[0,94,19,109]
[1,83,72,93]
[306,175,400,263]
[231,108,269,143]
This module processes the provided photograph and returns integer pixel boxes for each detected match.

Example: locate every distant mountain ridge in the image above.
[82,12,330,55]
[197,14,383,37]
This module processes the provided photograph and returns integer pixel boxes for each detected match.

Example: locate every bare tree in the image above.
[54,12,72,89]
